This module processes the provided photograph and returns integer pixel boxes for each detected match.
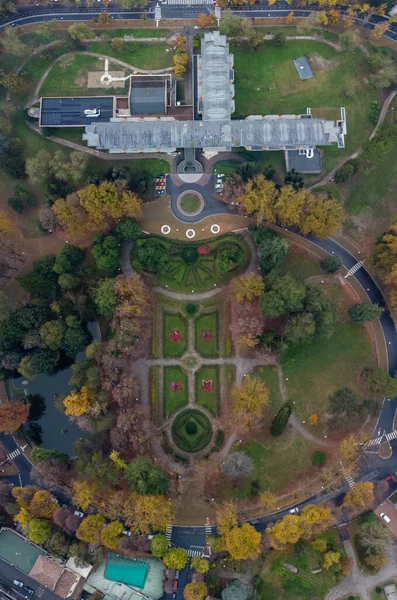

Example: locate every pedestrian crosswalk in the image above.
[344,260,364,279]
[365,430,397,447]
[188,545,204,557]
[35,588,44,598]
[340,463,356,488]
[7,449,20,460]
[165,0,213,4]
[165,525,172,546]
[205,524,212,540]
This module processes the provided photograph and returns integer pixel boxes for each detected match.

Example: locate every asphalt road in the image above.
[0,558,60,600]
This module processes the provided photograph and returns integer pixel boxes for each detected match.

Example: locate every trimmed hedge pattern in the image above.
[172,409,212,453]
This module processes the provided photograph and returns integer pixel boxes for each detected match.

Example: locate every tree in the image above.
[231,375,269,428]
[230,273,264,302]
[184,583,208,600]
[261,273,306,317]
[39,320,65,350]
[125,456,169,495]
[300,193,345,237]
[252,228,289,275]
[217,502,238,538]
[340,434,363,463]
[329,387,361,420]
[72,480,97,511]
[101,521,123,550]
[344,482,374,510]
[372,21,389,38]
[91,235,121,271]
[27,518,52,544]
[323,551,341,570]
[225,523,261,560]
[286,11,295,23]
[94,278,117,317]
[46,531,70,558]
[31,447,69,466]
[0,26,27,56]
[0,399,29,433]
[17,271,55,298]
[312,451,326,466]
[223,452,253,479]
[221,580,249,600]
[0,483,13,507]
[285,169,304,190]
[349,302,384,323]
[358,521,389,555]
[132,238,170,276]
[18,349,59,379]
[63,386,94,417]
[68,22,95,40]
[8,185,35,214]
[150,534,168,557]
[238,175,278,222]
[274,32,287,47]
[58,273,79,291]
[29,489,57,519]
[260,491,277,510]
[53,244,84,275]
[270,403,292,436]
[76,514,105,544]
[284,313,316,345]
[363,367,397,397]
[270,514,303,548]
[300,504,334,539]
[163,547,188,570]
[249,29,264,51]
[191,557,209,573]
[321,256,342,273]
[115,217,141,241]
[36,21,53,42]
[276,187,306,228]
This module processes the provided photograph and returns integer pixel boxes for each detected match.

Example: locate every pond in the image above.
[10,322,100,457]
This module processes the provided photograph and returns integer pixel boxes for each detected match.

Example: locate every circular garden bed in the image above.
[177,191,204,216]
[172,408,212,453]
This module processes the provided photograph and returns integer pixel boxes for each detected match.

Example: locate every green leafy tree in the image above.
[64,325,90,359]
[251,227,289,275]
[91,235,121,271]
[284,168,304,190]
[363,367,397,397]
[39,320,65,350]
[31,447,69,464]
[17,271,55,298]
[94,279,117,317]
[321,256,342,273]
[261,274,306,317]
[132,238,170,276]
[284,313,316,345]
[125,456,169,495]
[28,518,52,544]
[36,21,54,43]
[349,303,384,323]
[150,534,168,557]
[163,547,188,570]
[274,31,287,47]
[312,451,326,466]
[58,273,80,291]
[18,349,59,379]
[8,185,35,214]
[270,403,292,436]
[0,26,28,56]
[53,244,84,275]
[115,217,141,241]
[46,531,70,557]
[67,22,95,41]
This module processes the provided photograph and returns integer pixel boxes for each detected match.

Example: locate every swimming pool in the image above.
[105,555,149,589]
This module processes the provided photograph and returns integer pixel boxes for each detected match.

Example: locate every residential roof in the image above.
[285,148,322,173]
[130,79,166,115]
[40,97,114,127]
[66,557,93,579]
[294,56,314,80]
[30,555,80,598]
[54,570,79,598]
[0,529,45,574]
[83,115,344,153]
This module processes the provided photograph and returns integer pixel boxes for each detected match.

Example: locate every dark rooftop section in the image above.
[130,78,166,115]
[286,148,322,173]
[40,97,114,127]
[294,56,314,80]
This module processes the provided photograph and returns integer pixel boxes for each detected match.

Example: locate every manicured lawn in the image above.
[40,55,128,97]
[232,40,376,173]
[223,432,314,497]
[132,233,251,293]
[86,41,173,70]
[281,282,376,430]
[179,193,201,213]
[163,313,188,358]
[195,365,219,416]
[280,245,322,282]
[254,366,282,418]
[195,312,218,358]
[164,366,188,417]
[212,151,286,181]
[257,531,345,600]
[171,408,213,452]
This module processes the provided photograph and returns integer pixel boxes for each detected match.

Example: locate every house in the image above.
[29,555,83,599]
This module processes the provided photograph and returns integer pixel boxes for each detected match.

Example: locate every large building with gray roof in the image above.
[39,30,347,160]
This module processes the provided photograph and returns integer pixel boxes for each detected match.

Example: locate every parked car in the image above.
[385,474,393,482]
[122,530,132,537]
[74,510,84,518]
[380,513,391,523]
[173,580,178,591]
[289,507,299,514]
[175,571,180,580]
[23,587,34,596]
[147,534,154,540]
[172,594,176,600]
[13,581,23,588]
[250,519,260,525]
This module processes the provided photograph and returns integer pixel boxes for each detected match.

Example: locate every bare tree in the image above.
[0,483,13,506]
[358,522,389,555]
[223,452,253,479]
[0,235,25,285]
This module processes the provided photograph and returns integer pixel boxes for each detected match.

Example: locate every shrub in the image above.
[215,429,224,448]
[320,256,342,273]
[270,403,292,436]
[312,450,326,466]
[185,421,198,435]
[250,479,260,497]
[182,246,198,265]
[185,303,197,315]
[376,587,382,594]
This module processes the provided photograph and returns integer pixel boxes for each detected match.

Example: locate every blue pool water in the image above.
[105,555,149,589]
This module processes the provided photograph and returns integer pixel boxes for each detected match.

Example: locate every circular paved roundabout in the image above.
[172,408,213,453]
[177,191,205,217]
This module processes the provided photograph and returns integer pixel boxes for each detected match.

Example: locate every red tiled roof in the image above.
[30,555,79,598]
[54,570,78,598]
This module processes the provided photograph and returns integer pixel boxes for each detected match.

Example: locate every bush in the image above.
[376,587,382,594]
[182,246,198,265]
[312,450,326,466]
[115,217,141,241]
[185,303,197,315]
[321,256,342,273]
[270,403,292,436]
[7,184,35,214]
[250,479,260,497]
[215,429,224,448]
[185,421,198,435]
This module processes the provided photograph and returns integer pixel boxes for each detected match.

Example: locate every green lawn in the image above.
[257,531,345,600]
[195,365,219,416]
[171,408,213,453]
[280,246,322,282]
[132,233,251,293]
[254,366,282,418]
[40,54,128,98]
[86,41,173,70]
[281,282,375,428]
[195,312,218,358]
[232,40,376,173]
[164,366,188,417]
[179,193,201,213]
[212,150,286,181]
[163,313,188,358]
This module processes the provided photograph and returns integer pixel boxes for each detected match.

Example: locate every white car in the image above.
[74,510,84,518]
[13,581,23,588]
[289,507,299,514]
[380,513,391,523]
[84,108,101,117]
[123,530,132,537]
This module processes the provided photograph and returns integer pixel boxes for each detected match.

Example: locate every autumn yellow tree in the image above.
[191,557,209,573]
[224,523,261,560]
[238,175,278,222]
[237,332,259,354]
[110,450,127,470]
[12,485,39,508]
[343,482,374,510]
[312,538,327,552]
[0,211,12,234]
[101,521,124,550]
[260,491,277,510]
[339,433,364,463]
[124,493,175,535]
[372,21,389,38]
[114,273,149,316]
[0,399,29,433]
[184,583,208,600]
[300,193,345,237]
[63,385,93,417]
[300,504,335,539]
[230,273,264,302]
[217,502,238,538]
[29,490,57,519]
[269,514,303,548]
[231,375,269,428]
[275,186,306,228]
[323,551,341,570]
[309,414,318,426]
[76,514,105,544]
[72,480,99,510]
[286,11,294,23]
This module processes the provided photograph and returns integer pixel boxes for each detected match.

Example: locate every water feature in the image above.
[10,322,100,457]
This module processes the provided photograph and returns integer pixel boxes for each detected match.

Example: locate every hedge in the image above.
[270,402,292,436]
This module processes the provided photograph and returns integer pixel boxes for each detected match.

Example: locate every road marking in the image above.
[365,430,397,447]
[165,525,172,546]
[7,449,20,460]
[188,545,204,557]
[344,260,364,279]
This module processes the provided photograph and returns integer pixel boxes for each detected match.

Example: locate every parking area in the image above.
[156,174,166,195]
[375,499,397,537]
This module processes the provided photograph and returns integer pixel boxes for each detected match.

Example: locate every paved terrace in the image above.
[83,114,345,152]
